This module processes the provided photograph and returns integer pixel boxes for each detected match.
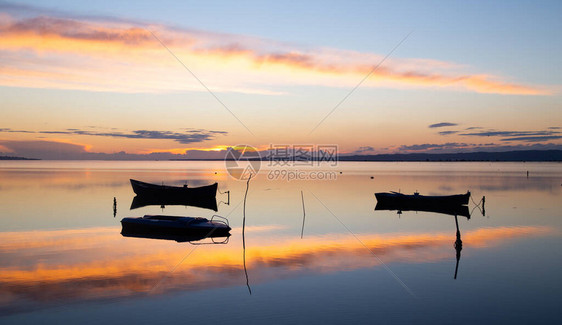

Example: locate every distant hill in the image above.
[0,156,40,160]
[339,150,562,161]
[1,150,560,162]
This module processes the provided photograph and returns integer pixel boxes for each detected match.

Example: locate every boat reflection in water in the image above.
[130,179,218,199]
[124,180,231,244]
[375,199,471,219]
[129,179,223,212]
[130,194,219,211]
[375,191,471,218]
[375,191,473,279]
[121,215,231,244]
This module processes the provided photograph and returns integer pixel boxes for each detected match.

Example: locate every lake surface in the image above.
[0,161,560,324]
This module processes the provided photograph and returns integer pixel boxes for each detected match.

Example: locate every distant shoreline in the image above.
[337,150,562,162]
[174,150,562,162]
[0,156,40,160]
[2,150,561,162]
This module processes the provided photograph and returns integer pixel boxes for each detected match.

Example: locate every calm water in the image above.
[0,161,560,324]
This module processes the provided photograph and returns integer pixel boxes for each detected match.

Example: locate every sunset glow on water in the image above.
[0,161,560,323]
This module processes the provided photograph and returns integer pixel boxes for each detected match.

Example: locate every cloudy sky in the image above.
[0,0,560,159]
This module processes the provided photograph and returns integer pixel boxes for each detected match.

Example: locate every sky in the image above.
[0,0,561,159]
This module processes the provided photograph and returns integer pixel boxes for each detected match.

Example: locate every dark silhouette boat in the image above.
[375,191,471,218]
[121,215,231,239]
[375,200,470,218]
[374,192,481,279]
[130,179,218,199]
[121,218,230,244]
[375,191,470,206]
[130,194,218,211]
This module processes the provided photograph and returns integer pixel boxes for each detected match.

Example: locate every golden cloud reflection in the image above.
[0,225,554,313]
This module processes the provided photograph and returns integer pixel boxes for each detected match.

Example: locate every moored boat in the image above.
[375,191,470,206]
[130,179,217,199]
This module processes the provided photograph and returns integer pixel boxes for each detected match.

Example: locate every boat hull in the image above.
[375,192,470,206]
[374,191,471,218]
[130,179,218,199]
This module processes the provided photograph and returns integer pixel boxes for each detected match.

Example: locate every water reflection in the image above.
[374,192,487,279]
[128,179,232,212]
[242,174,253,294]
[476,176,562,193]
[0,161,560,321]
[121,214,231,240]
[129,179,220,212]
[121,227,230,244]
[375,200,471,218]
[0,225,553,314]
[300,191,306,239]
[375,189,470,213]
[130,195,218,211]
[123,177,230,243]
[454,215,462,279]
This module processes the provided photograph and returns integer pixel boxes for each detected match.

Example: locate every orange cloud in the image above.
[0,14,552,95]
[0,16,158,53]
